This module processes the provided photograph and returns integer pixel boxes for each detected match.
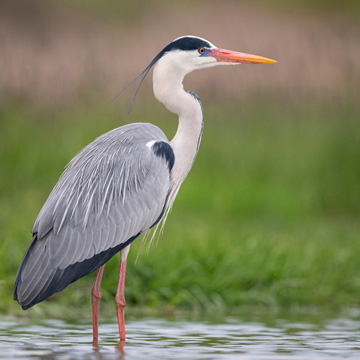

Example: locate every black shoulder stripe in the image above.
[152,141,175,171]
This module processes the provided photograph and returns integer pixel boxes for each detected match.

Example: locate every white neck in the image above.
[153,52,204,187]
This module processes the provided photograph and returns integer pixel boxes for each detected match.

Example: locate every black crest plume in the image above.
[108,36,211,115]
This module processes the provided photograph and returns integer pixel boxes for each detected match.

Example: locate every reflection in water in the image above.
[1,311,360,359]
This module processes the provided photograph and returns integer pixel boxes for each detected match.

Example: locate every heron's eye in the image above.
[198,48,206,54]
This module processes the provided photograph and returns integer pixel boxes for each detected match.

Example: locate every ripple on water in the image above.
[0,312,360,360]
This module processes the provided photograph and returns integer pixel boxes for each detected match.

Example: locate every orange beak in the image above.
[209,48,277,64]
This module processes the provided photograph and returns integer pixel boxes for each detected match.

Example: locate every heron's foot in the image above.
[92,337,99,348]
[117,339,126,350]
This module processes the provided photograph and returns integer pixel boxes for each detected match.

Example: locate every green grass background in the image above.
[1,97,359,318]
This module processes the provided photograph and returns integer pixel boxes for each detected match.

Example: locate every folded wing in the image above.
[14,123,174,309]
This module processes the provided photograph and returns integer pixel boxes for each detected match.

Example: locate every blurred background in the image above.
[1,0,359,318]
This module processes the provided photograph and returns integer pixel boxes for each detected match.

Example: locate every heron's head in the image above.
[151,36,276,108]
[155,35,276,75]
[111,35,276,114]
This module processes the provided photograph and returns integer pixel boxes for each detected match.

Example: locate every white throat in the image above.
[153,51,204,187]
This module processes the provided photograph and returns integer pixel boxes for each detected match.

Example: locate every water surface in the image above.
[1,311,359,359]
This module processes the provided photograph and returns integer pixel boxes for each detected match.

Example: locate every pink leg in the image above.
[91,264,105,347]
[115,246,130,348]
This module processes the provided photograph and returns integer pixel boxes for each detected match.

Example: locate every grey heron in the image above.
[13,35,276,347]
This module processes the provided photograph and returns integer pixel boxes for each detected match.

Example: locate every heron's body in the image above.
[14,35,275,347]
[14,123,178,309]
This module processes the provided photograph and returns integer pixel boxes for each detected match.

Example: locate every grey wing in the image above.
[14,123,175,309]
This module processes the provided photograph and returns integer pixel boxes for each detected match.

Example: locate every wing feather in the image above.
[20,242,48,301]
[58,229,80,270]
[49,226,70,268]
[74,227,89,263]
